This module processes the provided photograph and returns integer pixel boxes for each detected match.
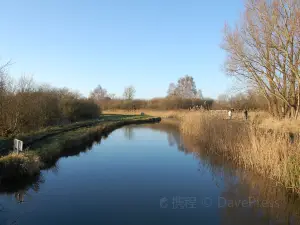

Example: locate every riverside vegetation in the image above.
[0,114,161,182]
[0,70,161,181]
[105,109,300,195]
[1,0,300,199]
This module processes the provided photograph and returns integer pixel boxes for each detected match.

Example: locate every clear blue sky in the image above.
[1,0,243,99]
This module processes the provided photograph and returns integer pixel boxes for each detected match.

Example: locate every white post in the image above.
[13,139,23,154]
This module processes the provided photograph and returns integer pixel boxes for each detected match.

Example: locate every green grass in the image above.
[0,114,161,181]
[0,114,152,156]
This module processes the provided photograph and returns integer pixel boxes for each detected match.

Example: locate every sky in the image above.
[0,0,244,99]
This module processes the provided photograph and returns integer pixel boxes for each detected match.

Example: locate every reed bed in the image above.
[180,112,300,193]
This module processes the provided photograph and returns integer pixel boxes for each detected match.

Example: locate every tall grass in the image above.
[180,112,300,193]
[0,153,41,180]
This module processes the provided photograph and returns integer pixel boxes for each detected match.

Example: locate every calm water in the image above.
[1,124,300,225]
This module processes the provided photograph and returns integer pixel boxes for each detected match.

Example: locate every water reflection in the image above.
[48,162,60,176]
[124,126,135,140]
[182,135,300,225]
[128,123,186,152]
[0,123,300,224]
[0,134,103,203]
[0,174,45,204]
[125,123,300,224]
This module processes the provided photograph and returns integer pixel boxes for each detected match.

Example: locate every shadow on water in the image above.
[0,174,45,203]
[1,123,300,224]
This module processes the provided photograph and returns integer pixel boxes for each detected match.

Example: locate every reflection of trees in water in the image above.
[0,133,105,204]
[139,123,187,152]
[219,173,300,225]
[49,162,60,176]
[124,124,184,149]
[124,126,134,140]
[182,136,300,225]
[0,127,106,205]
[0,173,45,204]
[167,132,176,146]
[169,132,186,152]
[0,174,45,224]
[3,124,300,224]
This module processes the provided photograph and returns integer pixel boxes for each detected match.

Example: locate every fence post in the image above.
[13,139,23,154]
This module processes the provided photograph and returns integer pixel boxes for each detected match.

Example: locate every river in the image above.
[0,123,300,225]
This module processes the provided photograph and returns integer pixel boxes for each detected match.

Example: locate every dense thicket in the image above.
[0,67,100,136]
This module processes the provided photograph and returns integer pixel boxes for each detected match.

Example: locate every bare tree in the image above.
[197,89,203,99]
[123,85,136,100]
[0,61,18,136]
[108,93,116,99]
[89,85,108,101]
[0,67,100,136]
[222,0,300,118]
[167,75,198,99]
[17,75,36,93]
[176,75,197,98]
[167,82,177,97]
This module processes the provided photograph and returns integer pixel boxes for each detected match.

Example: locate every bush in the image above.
[0,74,101,136]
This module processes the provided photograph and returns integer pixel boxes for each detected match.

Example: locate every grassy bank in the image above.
[0,119,104,156]
[0,115,161,181]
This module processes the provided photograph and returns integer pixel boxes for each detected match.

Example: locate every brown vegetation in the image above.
[223,0,300,118]
[107,109,300,193]
[0,68,100,137]
[98,98,213,111]
[90,75,216,111]
[180,111,300,193]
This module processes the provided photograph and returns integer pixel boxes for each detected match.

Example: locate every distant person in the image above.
[244,109,248,120]
[228,109,232,120]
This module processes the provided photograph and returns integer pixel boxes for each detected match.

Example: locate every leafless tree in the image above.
[222,0,300,118]
[123,85,136,100]
[197,89,203,99]
[89,85,108,101]
[167,82,177,97]
[108,93,116,99]
[0,69,100,136]
[167,75,198,99]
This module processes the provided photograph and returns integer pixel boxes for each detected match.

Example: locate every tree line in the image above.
[0,60,270,137]
[0,64,100,136]
[89,75,213,110]
[89,75,267,111]
[93,0,299,118]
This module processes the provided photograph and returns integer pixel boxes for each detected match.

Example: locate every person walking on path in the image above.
[228,109,232,120]
[244,109,248,120]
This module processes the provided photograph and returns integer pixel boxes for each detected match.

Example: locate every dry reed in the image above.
[180,112,300,193]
